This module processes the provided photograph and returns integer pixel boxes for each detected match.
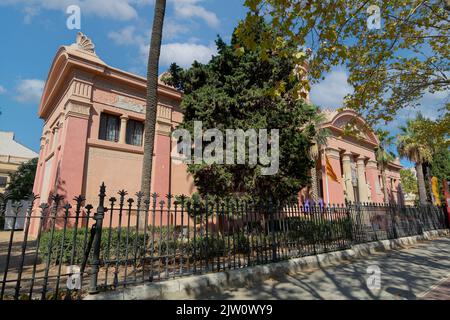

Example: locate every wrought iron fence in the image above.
[0,184,448,300]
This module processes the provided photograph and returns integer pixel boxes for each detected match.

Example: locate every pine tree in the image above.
[165,21,319,204]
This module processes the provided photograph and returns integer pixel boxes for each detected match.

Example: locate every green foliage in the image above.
[397,114,433,165]
[38,227,147,265]
[430,148,450,200]
[238,1,449,125]
[287,217,353,243]
[375,130,395,166]
[400,169,419,195]
[38,226,250,265]
[165,20,319,204]
[431,148,450,182]
[6,158,38,200]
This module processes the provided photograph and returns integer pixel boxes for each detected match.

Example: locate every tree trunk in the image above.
[381,165,389,204]
[416,162,428,205]
[141,0,167,199]
[425,164,435,203]
[310,163,319,203]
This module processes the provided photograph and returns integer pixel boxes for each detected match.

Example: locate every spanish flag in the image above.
[431,177,441,206]
[326,154,339,183]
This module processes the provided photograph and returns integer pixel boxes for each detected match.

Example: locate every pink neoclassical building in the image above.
[32,33,195,209]
[32,33,402,212]
[310,109,403,205]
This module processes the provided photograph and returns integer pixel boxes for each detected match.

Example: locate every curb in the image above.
[84,229,450,300]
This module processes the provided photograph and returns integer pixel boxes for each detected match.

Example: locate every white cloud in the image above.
[172,0,220,28]
[14,79,45,104]
[160,42,217,68]
[164,19,191,40]
[310,69,354,109]
[108,26,145,46]
[1,0,219,25]
[109,25,216,68]
[386,89,449,131]
[0,85,6,94]
[23,5,39,24]
[0,0,153,21]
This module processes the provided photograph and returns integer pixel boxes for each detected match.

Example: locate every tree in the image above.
[407,113,449,201]
[308,112,330,202]
[6,158,38,200]
[375,129,395,203]
[237,0,449,125]
[430,148,450,200]
[397,116,433,204]
[400,168,419,196]
[141,0,167,199]
[164,20,319,204]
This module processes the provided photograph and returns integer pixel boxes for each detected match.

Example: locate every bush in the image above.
[38,227,233,265]
[286,217,353,243]
[39,228,147,265]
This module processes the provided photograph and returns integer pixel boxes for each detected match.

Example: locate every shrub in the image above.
[38,227,230,265]
[39,228,147,265]
[286,216,353,243]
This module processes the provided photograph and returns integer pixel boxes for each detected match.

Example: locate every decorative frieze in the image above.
[114,95,145,114]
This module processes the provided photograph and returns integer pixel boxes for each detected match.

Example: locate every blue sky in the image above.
[0,0,445,168]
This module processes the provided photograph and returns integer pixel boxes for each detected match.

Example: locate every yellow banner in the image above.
[431,177,441,206]
[326,155,339,183]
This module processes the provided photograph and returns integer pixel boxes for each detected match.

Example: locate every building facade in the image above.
[32,33,403,212]
[301,109,403,205]
[0,131,38,193]
[32,33,196,211]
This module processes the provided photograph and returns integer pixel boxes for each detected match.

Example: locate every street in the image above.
[169,237,450,300]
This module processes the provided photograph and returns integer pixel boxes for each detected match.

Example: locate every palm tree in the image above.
[375,130,395,203]
[309,111,330,202]
[397,117,433,205]
[141,0,167,199]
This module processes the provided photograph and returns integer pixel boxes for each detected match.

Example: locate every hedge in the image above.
[38,227,250,265]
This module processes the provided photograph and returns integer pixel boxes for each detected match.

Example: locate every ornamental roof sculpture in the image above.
[75,32,95,53]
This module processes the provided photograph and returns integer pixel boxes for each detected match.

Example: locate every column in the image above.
[33,136,47,195]
[119,116,128,144]
[365,159,380,203]
[356,156,369,203]
[43,130,51,156]
[52,126,59,152]
[30,136,47,237]
[342,152,355,202]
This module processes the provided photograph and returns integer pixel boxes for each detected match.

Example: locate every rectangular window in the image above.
[99,113,120,142]
[126,119,144,146]
[0,176,7,188]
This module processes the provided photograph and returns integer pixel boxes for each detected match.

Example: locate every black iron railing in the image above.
[0,184,448,300]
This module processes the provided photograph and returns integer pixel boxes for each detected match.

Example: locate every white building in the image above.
[0,131,38,193]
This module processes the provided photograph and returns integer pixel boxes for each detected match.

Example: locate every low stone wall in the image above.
[84,229,450,300]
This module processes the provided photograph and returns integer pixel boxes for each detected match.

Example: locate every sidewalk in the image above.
[167,237,450,300]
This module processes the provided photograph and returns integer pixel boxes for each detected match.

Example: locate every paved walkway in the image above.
[170,237,450,300]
